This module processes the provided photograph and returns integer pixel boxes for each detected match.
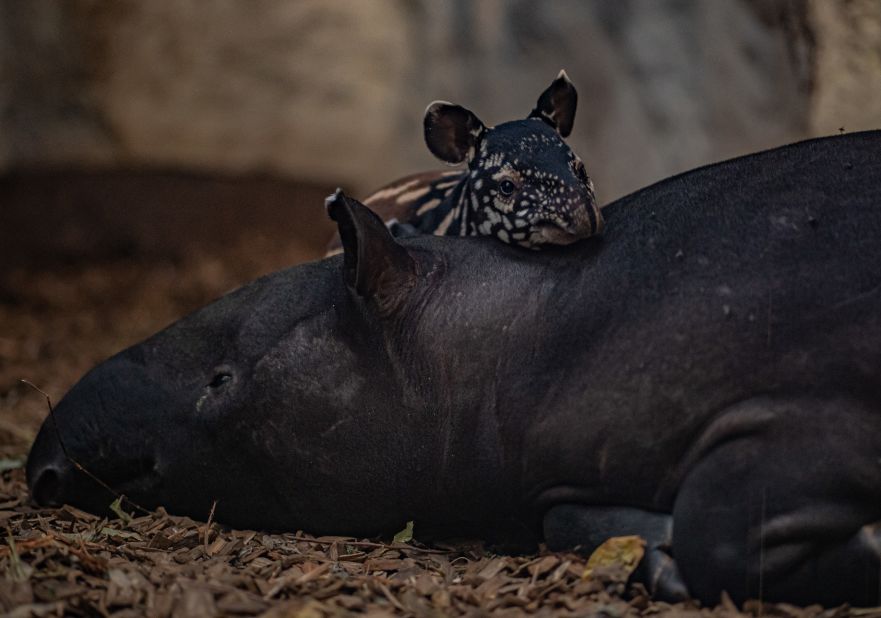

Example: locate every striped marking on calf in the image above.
[364,178,421,206]
[396,186,431,204]
[417,198,442,216]
[435,206,457,235]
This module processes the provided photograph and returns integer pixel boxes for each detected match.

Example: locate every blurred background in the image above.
[0,0,880,450]
[2,0,881,265]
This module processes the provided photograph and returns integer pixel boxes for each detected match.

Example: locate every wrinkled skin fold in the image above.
[28,131,881,607]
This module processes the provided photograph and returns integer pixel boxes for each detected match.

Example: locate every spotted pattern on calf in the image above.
[326,70,601,255]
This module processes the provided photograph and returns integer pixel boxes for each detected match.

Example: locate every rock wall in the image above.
[0,0,877,203]
[810,0,881,135]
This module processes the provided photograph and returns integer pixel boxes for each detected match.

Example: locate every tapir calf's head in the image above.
[424,70,601,246]
[27,192,529,533]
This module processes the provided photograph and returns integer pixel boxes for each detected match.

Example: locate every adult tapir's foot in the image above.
[543,505,690,602]
[673,396,881,607]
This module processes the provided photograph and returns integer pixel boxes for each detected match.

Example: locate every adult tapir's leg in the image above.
[673,396,881,607]
[543,505,689,601]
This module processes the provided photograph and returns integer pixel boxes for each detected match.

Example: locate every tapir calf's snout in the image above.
[582,192,603,233]
[560,193,603,238]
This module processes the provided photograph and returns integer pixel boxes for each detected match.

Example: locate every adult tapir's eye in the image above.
[208,372,232,389]
[499,180,517,196]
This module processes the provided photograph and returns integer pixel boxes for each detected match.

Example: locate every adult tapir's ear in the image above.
[529,69,578,138]
[424,101,487,164]
[325,189,418,313]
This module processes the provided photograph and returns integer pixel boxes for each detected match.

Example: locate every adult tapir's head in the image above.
[424,70,601,247]
[25,191,552,535]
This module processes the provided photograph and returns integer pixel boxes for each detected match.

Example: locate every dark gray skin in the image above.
[27,131,881,606]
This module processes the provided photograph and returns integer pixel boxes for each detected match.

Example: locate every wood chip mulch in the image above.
[5,466,867,618]
[0,467,621,616]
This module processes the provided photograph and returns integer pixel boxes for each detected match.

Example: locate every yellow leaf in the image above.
[582,535,646,580]
[393,520,414,544]
[109,496,133,525]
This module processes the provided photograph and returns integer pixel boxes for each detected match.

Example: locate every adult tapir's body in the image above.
[27,131,881,606]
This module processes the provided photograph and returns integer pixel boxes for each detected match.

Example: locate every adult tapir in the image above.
[27,131,881,606]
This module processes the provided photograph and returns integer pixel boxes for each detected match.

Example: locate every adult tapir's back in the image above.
[593,128,881,400]
[580,129,880,396]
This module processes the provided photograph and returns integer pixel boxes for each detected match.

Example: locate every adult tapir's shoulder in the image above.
[603,130,881,221]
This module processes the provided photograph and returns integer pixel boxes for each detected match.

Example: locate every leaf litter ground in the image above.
[1,246,877,617]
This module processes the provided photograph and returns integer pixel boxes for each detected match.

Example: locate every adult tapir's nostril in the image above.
[30,465,63,506]
[26,412,76,507]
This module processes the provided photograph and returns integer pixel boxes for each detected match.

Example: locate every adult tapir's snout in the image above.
[27,353,168,515]
[27,433,67,507]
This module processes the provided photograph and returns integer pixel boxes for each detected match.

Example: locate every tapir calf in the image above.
[326,70,602,254]
[27,131,881,606]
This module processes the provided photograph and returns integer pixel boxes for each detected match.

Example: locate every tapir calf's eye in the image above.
[208,372,232,389]
[499,180,517,196]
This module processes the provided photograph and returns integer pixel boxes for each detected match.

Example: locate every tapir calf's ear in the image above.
[325,190,418,313]
[424,101,487,164]
[529,69,578,138]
